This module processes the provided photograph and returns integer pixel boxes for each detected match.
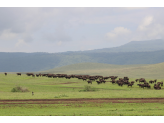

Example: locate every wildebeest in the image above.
[118,82,124,86]
[131,81,135,84]
[140,84,146,89]
[110,79,116,84]
[26,73,34,76]
[103,77,109,80]
[139,78,146,83]
[96,81,102,84]
[65,75,71,79]
[137,84,142,87]
[157,82,163,86]
[87,80,92,84]
[36,74,40,77]
[154,79,157,83]
[17,73,21,76]
[123,80,130,85]
[4,73,7,76]
[149,80,154,84]
[109,76,118,80]
[147,84,151,89]
[138,83,151,89]
[124,76,129,81]
[89,78,95,81]
[128,83,133,87]
[52,74,57,78]
[154,84,161,90]
[82,78,87,81]
[101,80,106,83]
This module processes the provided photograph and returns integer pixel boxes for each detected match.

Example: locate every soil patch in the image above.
[0,98,164,104]
[60,82,79,84]
[42,82,79,85]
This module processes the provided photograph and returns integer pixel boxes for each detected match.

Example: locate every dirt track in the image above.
[0,98,164,104]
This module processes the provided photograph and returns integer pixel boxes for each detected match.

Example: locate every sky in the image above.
[0,2,164,53]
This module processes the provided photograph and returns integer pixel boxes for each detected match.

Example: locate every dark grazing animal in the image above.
[36,74,40,77]
[124,76,129,81]
[96,81,102,84]
[140,84,146,89]
[110,79,116,84]
[83,78,87,81]
[26,73,34,76]
[118,82,123,86]
[101,80,106,83]
[157,82,163,86]
[103,77,109,80]
[149,80,154,84]
[17,73,21,76]
[139,78,146,83]
[4,73,7,76]
[154,79,157,83]
[154,84,161,90]
[87,81,92,84]
[131,81,135,84]
[128,83,133,87]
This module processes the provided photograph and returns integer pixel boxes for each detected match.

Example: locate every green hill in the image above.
[1,39,164,72]
[42,62,164,79]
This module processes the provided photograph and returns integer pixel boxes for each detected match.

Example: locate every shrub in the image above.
[79,85,98,92]
[11,86,29,92]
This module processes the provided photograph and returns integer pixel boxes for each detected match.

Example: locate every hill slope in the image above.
[1,39,164,72]
[1,50,164,72]
[84,39,164,53]
[42,62,164,79]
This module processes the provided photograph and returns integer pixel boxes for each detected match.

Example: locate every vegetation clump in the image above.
[11,86,29,92]
[79,85,98,92]
[54,94,69,98]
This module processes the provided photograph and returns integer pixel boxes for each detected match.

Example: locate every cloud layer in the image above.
[0,7,164,52]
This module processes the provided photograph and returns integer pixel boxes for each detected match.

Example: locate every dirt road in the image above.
[0,98,164,104]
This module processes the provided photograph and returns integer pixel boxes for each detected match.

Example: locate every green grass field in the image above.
[0,103,164,116]
[0,73,164,116]
[0,73,164,99]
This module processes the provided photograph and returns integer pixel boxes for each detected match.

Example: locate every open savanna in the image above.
[0,71,164,116]
[0,73,164,99]
[1,103,164,116]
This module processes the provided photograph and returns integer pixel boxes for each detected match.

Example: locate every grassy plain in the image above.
[0,73,164,116]
[0,103,164,116]
[0,73,164,99]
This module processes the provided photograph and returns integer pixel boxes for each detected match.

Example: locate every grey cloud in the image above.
[43,33,72,42]
[42,22,72,42]
[23,34,33,43]
[0,8,50,31]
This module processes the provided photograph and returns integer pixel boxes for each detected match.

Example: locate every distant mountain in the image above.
[1,39,164,72]
[83,39,164,53]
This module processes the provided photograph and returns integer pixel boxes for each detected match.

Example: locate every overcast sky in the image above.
[0,6,164,53]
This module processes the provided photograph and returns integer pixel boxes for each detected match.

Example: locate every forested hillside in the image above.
[1,50,164,72]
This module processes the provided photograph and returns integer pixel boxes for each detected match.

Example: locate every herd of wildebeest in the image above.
[3,72,164,90]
